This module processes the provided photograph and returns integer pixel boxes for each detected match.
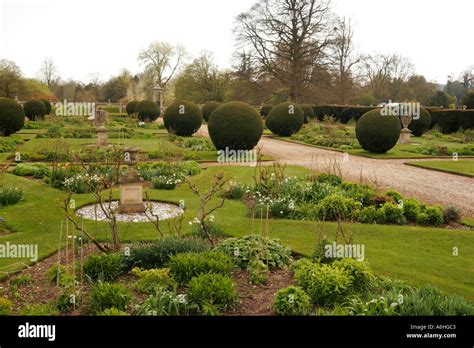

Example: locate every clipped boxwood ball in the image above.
[126,101,138,115]
[202,101,222,122]
[0,97,25,136]
[265,102,304,136]
[208,101,263,151]
[301,104,315,124]
[136,100,160,122]
[163,101,203,136]
[24,99,46,121]
[356,109,401,153]
[260,105,274,118]
[408,107,431,137]
[40,99,52,115]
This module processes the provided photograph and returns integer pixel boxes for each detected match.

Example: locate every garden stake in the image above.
[80,217,84,285]
[265,204,269,273]
[57,220,64,287]
[71,224,76,311]
[65,219,69,278]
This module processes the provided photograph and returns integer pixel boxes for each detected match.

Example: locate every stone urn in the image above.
[398,114,412,145]
[95,110,109,146]
[118,148,145,214]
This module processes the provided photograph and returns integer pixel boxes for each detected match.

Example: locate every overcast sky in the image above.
[1,0,472,84]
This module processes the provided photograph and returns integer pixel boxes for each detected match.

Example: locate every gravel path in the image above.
[197,126,474,217]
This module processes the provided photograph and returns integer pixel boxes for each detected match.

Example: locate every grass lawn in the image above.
[0,166,473,301]
[405,160,474,177]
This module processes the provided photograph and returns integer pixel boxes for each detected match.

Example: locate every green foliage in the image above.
[0,297,12,315]
[265,102,304,136]
[436,110,462,134]
[346,296,400,316]
[355,109,401,153]
[463,91,474,109]
[356,206,382,224]
[316,173,343,186]
[273,286,312,316]
[124,237,208,270]
[208,101,263,150]
[0,136,22,153]
[131,267,177,294]
[187,273,238,313]
[126,101,138,115]
[135,287,193,316]
[202,101,222,122]
[97,307,130,316]
[416,206,444,226]
[0,186,24,207]
[429,91,451,108]
[259,104,274,118]
[138,161,201,181]
[24,99,47,120]
[13,163,50,179]
[300,104,314,123]
[136,100,160,122]
[316,194,362,221]
[167,251,233,284]
[402,199,421,222]
[408,107,431,136]
[341,106,377,123]
[40,99,52,115]
[163,101,203,136]
[47,264,66,284]
[83,253,125,282]
[0,97,25,136]
[312,105,344,121]
[89,283,131,314]
[19,303,59,316]
[332,259,374,292]
[379,203,406,225]
[215,235,292,270]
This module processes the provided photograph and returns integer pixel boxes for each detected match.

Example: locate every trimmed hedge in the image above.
[430,109,474,134]
[265,102,304,136]
[425,107,444,129]
[260,105,274,118]
[341,106,377,123]
[300,104,314,124]
[408,107,431,136]
[313,105,344,121]
[202,101,222,122]
[312,105,376,123]
[136,100,160,122]
[0,97,25,136]
[356,109,401,153]
[40,99,52,115]
[208,101,263,150]
[24,99,47,121]
[463,92,474,109]
[126,101,138,115]
[163,101,203,137]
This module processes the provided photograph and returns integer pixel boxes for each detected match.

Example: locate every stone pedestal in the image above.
[97,126,108,146]
[118,170,145,214]
[398,128,412,144]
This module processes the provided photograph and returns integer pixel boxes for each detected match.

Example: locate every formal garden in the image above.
[0,94,473,317]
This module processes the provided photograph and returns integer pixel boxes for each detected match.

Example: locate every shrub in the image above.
[458,110,474,130]
[208,101,263,150]
[402,199,421,222]
[124,237,208,270]
[332,258,374,292]
[297,263,353,307]
[13,163,50,178]
[0,297,12,315]
[47,264,66,284]
[163,101,203,136]
[273,286,312,316]
[260,104,274,118]
[341,106,377,123]
[312,105,344,121]
[187,273,238,313]
[215,235,292,270]
[136,100,160,122]
[40,99,52,115]
[316,194,362,221]
[345,296,400,316]
[131,267,177,294]
[355,109,401,153]
[408,107,431,136]
[89,283,131,313]
[202,101,222,122]
[0,97,25,136]
[356,206,381,224]
[167,251,233,284]
[416,206,444,226]
[463,92,474,109]
[24,99,47,120]
[265,102,304,136]
[83,253,124,282]
[126,101,138,115]
[97,307,130,316]
[429,91,451,108]
[0,186,24,207]
[135,288,193,316]
[379,203,406,225]
[316,173,343,186]
[436,110,461,134]
[443,204,462,224]
[300,104,315,124]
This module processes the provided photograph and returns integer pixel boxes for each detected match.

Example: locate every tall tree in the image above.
[0,59,24,98]
[38,57,58,88]
[235,0,333,102]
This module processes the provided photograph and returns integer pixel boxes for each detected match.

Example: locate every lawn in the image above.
[0,166,473,301]
[405,160,474,177]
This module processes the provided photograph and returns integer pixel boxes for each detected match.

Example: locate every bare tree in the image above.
[235,0,333,102]
[38,57,58,88]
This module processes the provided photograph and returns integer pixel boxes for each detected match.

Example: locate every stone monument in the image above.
[398,114,412,145]
[118,148,145,214]
[95,109,109,146]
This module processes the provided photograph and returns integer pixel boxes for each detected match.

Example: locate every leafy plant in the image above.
[84,253,124,282]
[131,267,177,294]
[0,186,24,207]
[333,258,374,293]
[273,286,312,316]
[135,287,194,316]
[89,283,131,314]
[0,297,12,315]
[97,307,130,316]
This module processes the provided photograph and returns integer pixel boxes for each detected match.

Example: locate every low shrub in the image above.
[355,109,401,153]
[345,296,401,316]
[0,97,25,136]
[163,101,203,136]
[97,307,130,316]
[273,286,312,316]
[24,99,47,120]
[202,101,222,122]
[167,251,233,284]
[0,186,24,207]
[408,107,431,136]
[332,258,374,292]
[135,288,193,316]
[152,174,183,190]
[316,173,343,186]
[0,297,12,315]
[316,194,362,221]
[187,273,238,313]
[47,264,66,284]
[379,203,406,225]
[265,102,304,136]
[126,101,138,115]
[89,283,131,313]
[416,206,444,226]
[83,253,125,282]
[13,163,50,178]
[131,267,177,294]
[402,199,421,222]
[356,206,381,224]
[136,100,160,122]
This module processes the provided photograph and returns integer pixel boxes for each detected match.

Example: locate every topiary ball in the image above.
[0,97,25,136]
[463,92,474,109]
[40,99,52,115]
[126,101,138,115]
[163,101,203,136]
[202,101,222,122]
[260,105,274,118]
[356,109,401,153]
[208,101,263,151]
[24,99,47,121]
[265,102,304,136]
[136,100,160,122]
[301,104,315,124]
[408,107,431,137]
